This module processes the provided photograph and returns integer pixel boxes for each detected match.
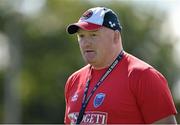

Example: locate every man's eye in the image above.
[79,34,84,38]
[91,34,97,37]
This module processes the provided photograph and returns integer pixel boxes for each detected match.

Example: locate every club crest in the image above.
[81,10,93,20]
[93,93,106,108]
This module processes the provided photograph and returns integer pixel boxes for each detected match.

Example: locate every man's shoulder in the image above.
[122,52,158,79]
[124,52,153,72]
[68,64,90,80]
[123,52,165,81]
[65,64,90,92]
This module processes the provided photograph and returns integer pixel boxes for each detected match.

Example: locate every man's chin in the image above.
[84,58,96,65]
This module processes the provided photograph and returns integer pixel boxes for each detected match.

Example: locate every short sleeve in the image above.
[64,75,73,124]
[134,68,177,123]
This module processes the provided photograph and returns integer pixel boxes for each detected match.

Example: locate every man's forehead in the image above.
[77,28,100,34]
[77,27,115,35]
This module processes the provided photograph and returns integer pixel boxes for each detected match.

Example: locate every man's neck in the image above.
[92,49,123,70]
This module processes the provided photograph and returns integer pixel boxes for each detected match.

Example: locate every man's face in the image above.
[77,27,116,69]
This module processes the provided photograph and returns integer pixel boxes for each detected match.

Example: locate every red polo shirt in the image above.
[64,52,177,124]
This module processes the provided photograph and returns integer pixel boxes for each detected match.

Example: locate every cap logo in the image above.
[81,10,93,20]
[109,21,116,28]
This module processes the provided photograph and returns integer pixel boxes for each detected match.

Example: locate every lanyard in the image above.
[76,50,124,124]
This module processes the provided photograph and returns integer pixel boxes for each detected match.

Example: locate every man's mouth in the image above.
[85,50,94,53]
[84,50,96,59]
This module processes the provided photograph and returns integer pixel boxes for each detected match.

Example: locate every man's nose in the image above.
[81,37,92,47]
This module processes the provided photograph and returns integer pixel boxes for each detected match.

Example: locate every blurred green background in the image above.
[0,0,179,123]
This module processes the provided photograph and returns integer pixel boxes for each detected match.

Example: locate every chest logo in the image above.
[93,93,106,108]
[71,92,78,102]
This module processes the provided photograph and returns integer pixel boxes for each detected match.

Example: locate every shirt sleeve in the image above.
[134,68,177,123]
[64,76,72,124]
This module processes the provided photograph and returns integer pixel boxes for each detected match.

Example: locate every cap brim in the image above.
[66,22,102,34]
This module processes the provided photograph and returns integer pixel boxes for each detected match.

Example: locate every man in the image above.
[64,7,177,124]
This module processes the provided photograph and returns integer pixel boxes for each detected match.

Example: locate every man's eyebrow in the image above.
[89,30,99,32]
[78,29,99,34]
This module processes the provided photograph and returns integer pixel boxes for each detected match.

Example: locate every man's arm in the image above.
[153,115,177,124]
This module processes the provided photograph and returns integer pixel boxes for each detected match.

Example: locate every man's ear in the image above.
[114,30,120,44]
